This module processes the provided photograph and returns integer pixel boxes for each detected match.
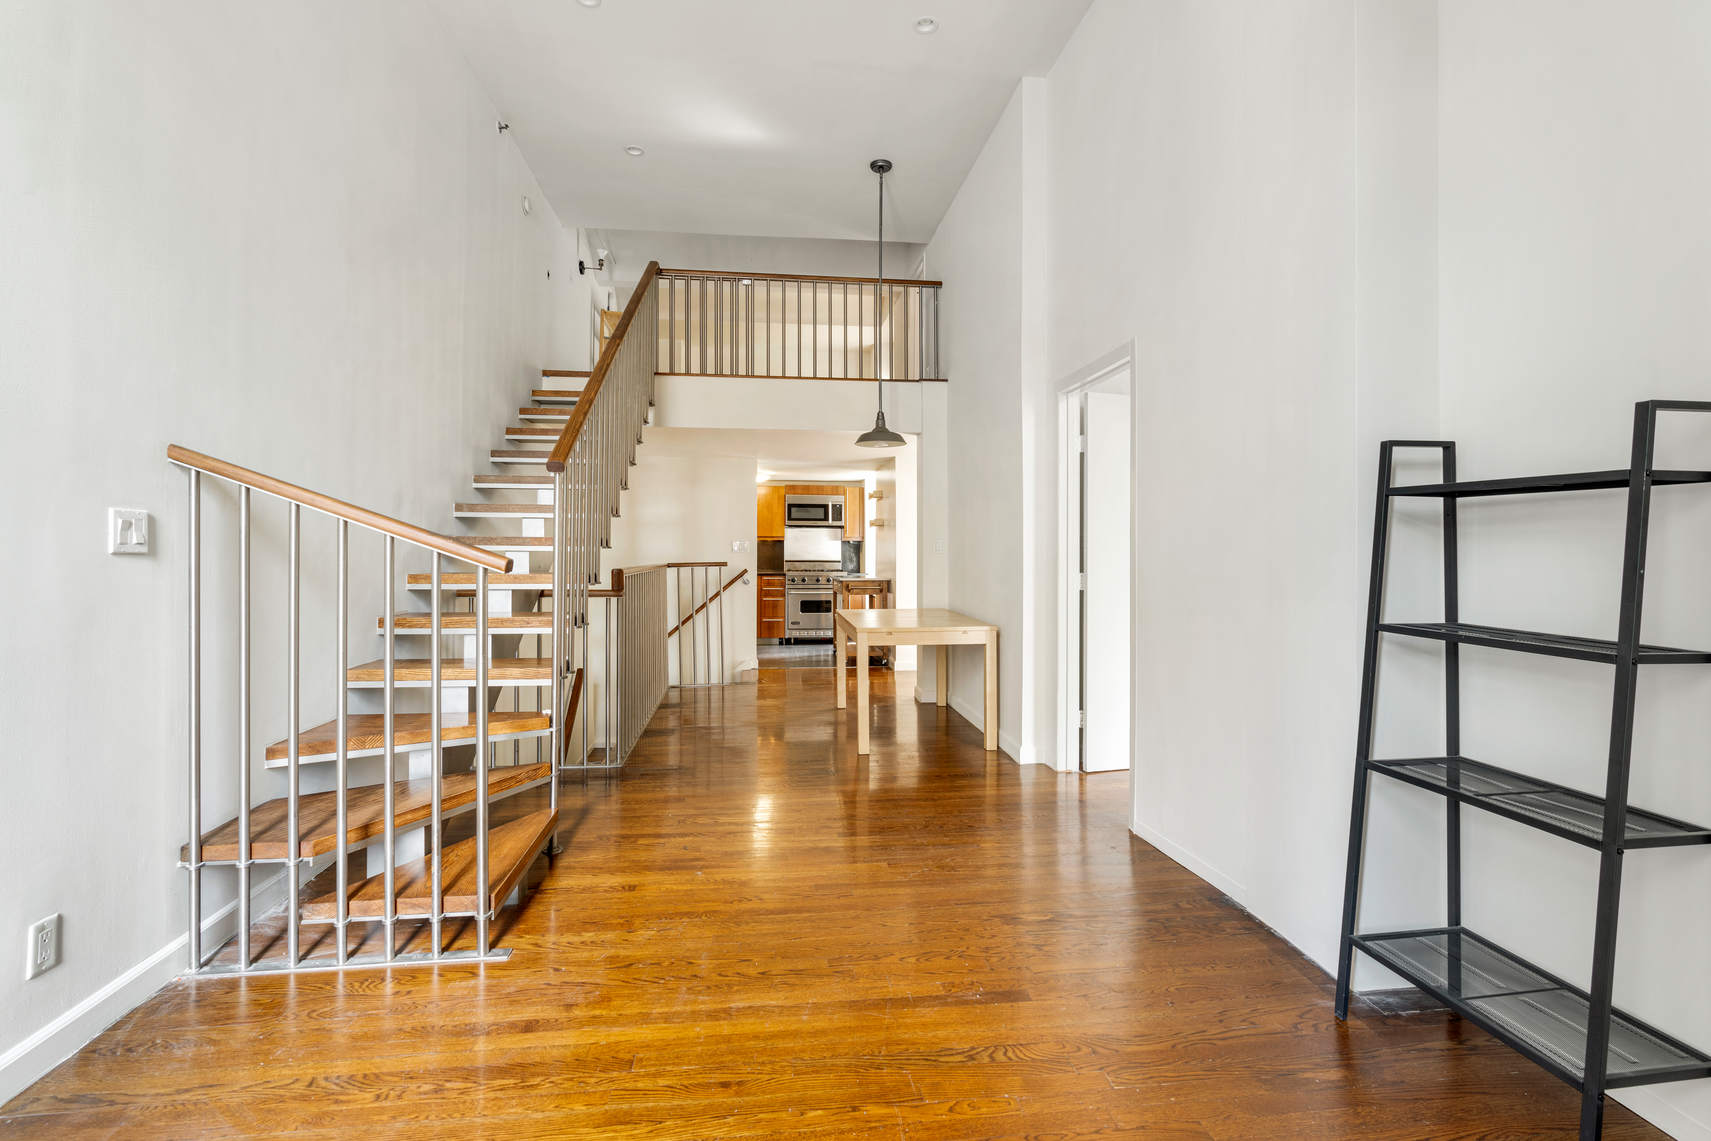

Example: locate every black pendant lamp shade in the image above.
[856,158,907,449]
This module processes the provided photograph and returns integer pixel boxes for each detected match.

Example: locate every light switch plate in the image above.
[108,507,149,554]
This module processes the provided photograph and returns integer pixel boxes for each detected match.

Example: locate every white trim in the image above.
[1054,344,1137,783]
[1611,1087,1711,1141]
[945,691,1029,765]
[0,870,287,1105]
[1129,819,1247,901]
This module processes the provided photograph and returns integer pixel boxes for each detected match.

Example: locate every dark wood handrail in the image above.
[587,564,671,598]
[560,667,584,764]
[667,568,747,638]
[546,260,661,472]
[660,371,946,384]
[660,267,942,289]
[167,445,512,573]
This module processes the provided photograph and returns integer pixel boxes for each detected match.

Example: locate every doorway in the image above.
[1058,357,1133,773]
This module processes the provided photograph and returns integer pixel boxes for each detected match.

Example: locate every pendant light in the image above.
[856,157,907,448]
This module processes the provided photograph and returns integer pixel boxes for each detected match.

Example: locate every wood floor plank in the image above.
[6,668,1672,1139]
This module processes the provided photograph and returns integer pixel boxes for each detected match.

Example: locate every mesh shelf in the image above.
[1377,621,1711,664]
[1370,757,1711,849]
[1353,927,1711,1088]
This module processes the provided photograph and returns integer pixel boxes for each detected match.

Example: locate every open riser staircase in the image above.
[171,261,738,975]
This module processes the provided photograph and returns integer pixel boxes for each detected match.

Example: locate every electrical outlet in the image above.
[108,507,150,555]
[26,914,60,979]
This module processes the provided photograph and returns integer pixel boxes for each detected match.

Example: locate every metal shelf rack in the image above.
[1334,400,1711,1140]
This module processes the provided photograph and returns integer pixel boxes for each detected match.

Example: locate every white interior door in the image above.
[1081,386,1131,772]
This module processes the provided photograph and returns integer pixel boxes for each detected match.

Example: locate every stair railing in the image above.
[546,261,660,775]
[575,565,670,767]
[656,268,943,381]
[169,445,536,974]
[669,563,747,686]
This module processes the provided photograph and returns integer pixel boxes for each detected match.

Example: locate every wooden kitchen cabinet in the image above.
[843,486,864,542]
[757,486,785,540]
[757,573,786,639]
[758,483,864,542]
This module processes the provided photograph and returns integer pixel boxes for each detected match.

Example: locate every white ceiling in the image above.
[427,0,1091,242]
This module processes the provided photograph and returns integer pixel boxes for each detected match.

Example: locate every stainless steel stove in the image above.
[783,564,846,638]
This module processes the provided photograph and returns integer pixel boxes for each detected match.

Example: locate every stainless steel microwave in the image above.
[784,495,844,527]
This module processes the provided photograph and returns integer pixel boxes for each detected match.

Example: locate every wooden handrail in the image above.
[665,561,730,568]
[547,260,661,472]
[667,568,747,638]
[587,564,670,598]
[659,371,946,384]
[660,267,943,289]
[166,445,512,573]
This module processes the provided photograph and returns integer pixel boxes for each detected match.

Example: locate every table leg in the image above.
[835,620,846,710]
[983,633,998,751]
[936,645,948,707]
[856,631,870,755]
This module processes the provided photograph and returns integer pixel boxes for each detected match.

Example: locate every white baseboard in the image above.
[943,692,1028,765]
[0,870,286,1105]
[1612,1086,1711,1141]
[1129,818,1247,901]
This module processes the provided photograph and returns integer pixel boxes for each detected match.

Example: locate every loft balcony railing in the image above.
[656,268,942,382]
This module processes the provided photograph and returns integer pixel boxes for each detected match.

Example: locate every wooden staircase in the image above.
[171,264,680,977]
[168,363,626,973]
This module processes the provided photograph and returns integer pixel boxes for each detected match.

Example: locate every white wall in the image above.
[0,0,577,1100]
[920,82,1034,760]
[1439,2,1711,1132]
[929,0,1447,978]
[592,229,924,289]
[602,451,759,686]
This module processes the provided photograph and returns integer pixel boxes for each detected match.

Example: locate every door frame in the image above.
[1055,343,1136,775]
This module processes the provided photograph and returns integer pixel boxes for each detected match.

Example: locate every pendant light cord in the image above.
[876,166,885,417]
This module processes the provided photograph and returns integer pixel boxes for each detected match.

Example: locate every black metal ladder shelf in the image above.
[1334,401,1711,1141]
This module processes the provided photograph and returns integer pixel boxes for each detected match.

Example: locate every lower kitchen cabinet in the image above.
[758,573,786,639]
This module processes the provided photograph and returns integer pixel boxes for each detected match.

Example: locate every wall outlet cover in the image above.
[108,507,150,555]
[26,913,60,979]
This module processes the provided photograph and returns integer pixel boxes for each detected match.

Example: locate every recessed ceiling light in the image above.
[625,145,645,156]
[577,0,601,7]
[914,17,938,34]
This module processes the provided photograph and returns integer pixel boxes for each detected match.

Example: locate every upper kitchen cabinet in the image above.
[758,485,785,540]
[843,487,864,542]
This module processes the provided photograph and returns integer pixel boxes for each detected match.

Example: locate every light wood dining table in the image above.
[834,608,998,755]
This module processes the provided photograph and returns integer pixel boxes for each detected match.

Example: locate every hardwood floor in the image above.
[1,667,1668,1139]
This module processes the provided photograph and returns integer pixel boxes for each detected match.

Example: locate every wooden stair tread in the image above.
[407,572,550,586]
[505,426,560,437]
[474,474,553,487]
[540,369,591,378]
[264,710,549,762]
[183,763,550,862]
[301,808,558,920]
[347,658,553,682]
[519,406,571,416]
[377,612,552,631]
[453,502,552,514]
[465,535,553,548]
